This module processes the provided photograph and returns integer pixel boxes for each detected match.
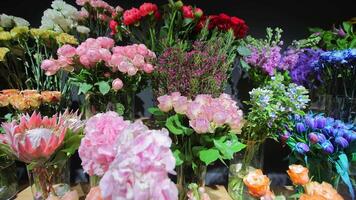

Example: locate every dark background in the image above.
[1,0,355,185]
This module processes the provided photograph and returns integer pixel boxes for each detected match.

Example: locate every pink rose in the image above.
[127,65,138,76]
[96,37,115,49]
[79,55,91,68]
[213,111,227,126]
[112,78,123,91]
[143,63,154,73]
[173,96,189,114]
[98,49,111,63]
[132,54,145,67]
[186,102,203,119]
[157,95,173,112]
[41,59,61,76]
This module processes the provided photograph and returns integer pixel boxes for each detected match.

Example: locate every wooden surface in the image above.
[15,185,232,200]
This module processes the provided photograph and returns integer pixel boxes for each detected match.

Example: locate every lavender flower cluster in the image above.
[289,48,323,87]
[285,114,356,155]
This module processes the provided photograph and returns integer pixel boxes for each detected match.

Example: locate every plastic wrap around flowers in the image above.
[99,121,178,200]
[41,37,156,89]
[78,111,129,176]
[284,114,356,155]
[157,92,244,134]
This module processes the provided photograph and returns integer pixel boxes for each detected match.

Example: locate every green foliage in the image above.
[95,81,111,95]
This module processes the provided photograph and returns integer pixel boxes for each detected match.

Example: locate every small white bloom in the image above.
[76,25,90,34]
[0,14,13,28]
[13,17,30,27]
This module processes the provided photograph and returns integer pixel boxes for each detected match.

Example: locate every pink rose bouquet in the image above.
[40,37,156,119]
[150,92,245,198]
[99,121,178,200]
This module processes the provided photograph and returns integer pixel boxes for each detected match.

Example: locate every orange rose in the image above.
[304,181,344,200]
[287,164,309,185]
[21,89,38,95]
[41,91,61,103]
[1,89,19,96]
[23,92,42,108]
[85,186,103,200]
[0,94,9,107]
[300,194,327,200]
[243,169,270,198]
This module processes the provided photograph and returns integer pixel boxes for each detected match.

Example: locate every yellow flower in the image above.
[10,26,29,39]
[0,31,12,41]
[30,28,57,40]
[0,27,4,32]
[55,33,78,45]
[0,47,10,61]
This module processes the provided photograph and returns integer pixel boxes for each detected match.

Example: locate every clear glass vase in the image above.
[176,164,207,200]
[0,160,18,200]
[228,140,264,200]
[27,161,70,200]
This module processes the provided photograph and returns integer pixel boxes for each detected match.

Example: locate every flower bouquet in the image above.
[149,92,245,199]
[110,0,248,53]
[80,111,178,200]
[243,164,344,200]
[228,73,310,200]
[41,37,156,119]
[0,111,84,200]
[283,113,356,198]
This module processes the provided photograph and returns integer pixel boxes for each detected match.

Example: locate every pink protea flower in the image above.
[99,121,178,200]
[0,112,67,163]
[78,111,129,176]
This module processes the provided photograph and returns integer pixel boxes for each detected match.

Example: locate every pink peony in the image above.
[112,78,123,91]
[96,37,115,49]
[0,112,68,163]
[78,111,129,176]
[99,121,178,200]
[57,45,76,58]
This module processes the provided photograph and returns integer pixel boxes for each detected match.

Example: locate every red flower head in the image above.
[154,11,162,20]
[139,3,158,17]
[182,5,194,19]
[109,20,119,35]
[206,13,248,38]
[123,8,142,26]
[194,7,203,18]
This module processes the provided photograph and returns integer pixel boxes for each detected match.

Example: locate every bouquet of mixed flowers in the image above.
[41,36,156,119]
[79,111,178,200]
[283,113,356,198]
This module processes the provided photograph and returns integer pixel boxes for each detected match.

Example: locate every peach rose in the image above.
[23,92,42,108]
[85,186,103,200]
[9,94,29,111]
[0,94,9,107]
[41,91,61,103]
[304,181,344,200]
[1,89,19,96]
[243,169,270,198]
[287,164,309,185]
[300,194,327,200]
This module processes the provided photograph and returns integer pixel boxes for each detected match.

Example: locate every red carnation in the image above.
[182,5,194,19]
[139,2,158,17]
[204,13,248,38]
[109,20,119,35]
[123,8,142,26]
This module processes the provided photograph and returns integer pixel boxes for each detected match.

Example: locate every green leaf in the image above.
[173,149,184,166]
[237,45,251,56]
[213,135,246,160]
[95,81,111,95]
[240,60,250,71]
[342,22,352,34]
[148,107,165,116]
[78,83,93,95]
[198,148,220,165]
[115,103,125,116]
[352,153,356,162]
[60,131,84,157]
[165,115,193,135]
[4,113,13,122]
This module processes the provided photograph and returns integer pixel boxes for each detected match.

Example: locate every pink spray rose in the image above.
[112,78,123,91]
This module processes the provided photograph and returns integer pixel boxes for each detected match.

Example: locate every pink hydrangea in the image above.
[99,121,178,200]
[157,93,244,134]
[78,111,129,176]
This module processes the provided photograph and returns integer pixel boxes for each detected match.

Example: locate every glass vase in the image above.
[0,160,18,200]
[27,161,70,200]
[177,164,207,200]
[228,140,264,200]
